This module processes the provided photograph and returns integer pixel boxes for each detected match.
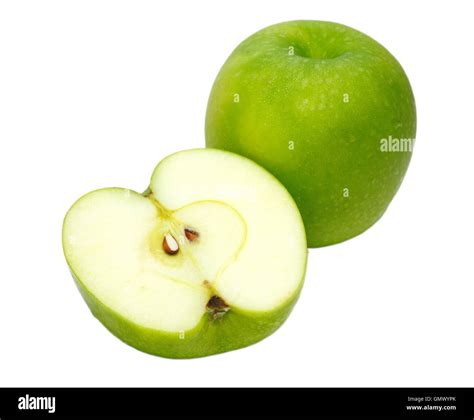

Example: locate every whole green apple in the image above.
[206,20,416,247]
[62,149,307,358]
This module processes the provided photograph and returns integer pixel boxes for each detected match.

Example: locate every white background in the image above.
[1,0,473,387]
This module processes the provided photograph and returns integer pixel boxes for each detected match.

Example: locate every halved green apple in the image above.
[62,149,307,358]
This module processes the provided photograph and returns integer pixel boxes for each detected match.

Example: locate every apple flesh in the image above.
[206,20,416,247]
[62,149,307,358]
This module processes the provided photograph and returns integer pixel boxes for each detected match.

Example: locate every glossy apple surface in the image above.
[206,20,416,247]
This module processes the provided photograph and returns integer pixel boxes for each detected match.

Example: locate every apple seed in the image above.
[184,227,199,241]
[163,233,179,255]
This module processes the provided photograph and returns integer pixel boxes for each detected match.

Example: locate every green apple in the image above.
[206,20,416,247]
[62,149,307,358]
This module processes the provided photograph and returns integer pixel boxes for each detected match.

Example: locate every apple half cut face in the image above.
[62,149,307,358]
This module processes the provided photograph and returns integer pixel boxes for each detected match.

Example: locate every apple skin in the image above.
[206,20,416,247]
[67,260,304,359]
